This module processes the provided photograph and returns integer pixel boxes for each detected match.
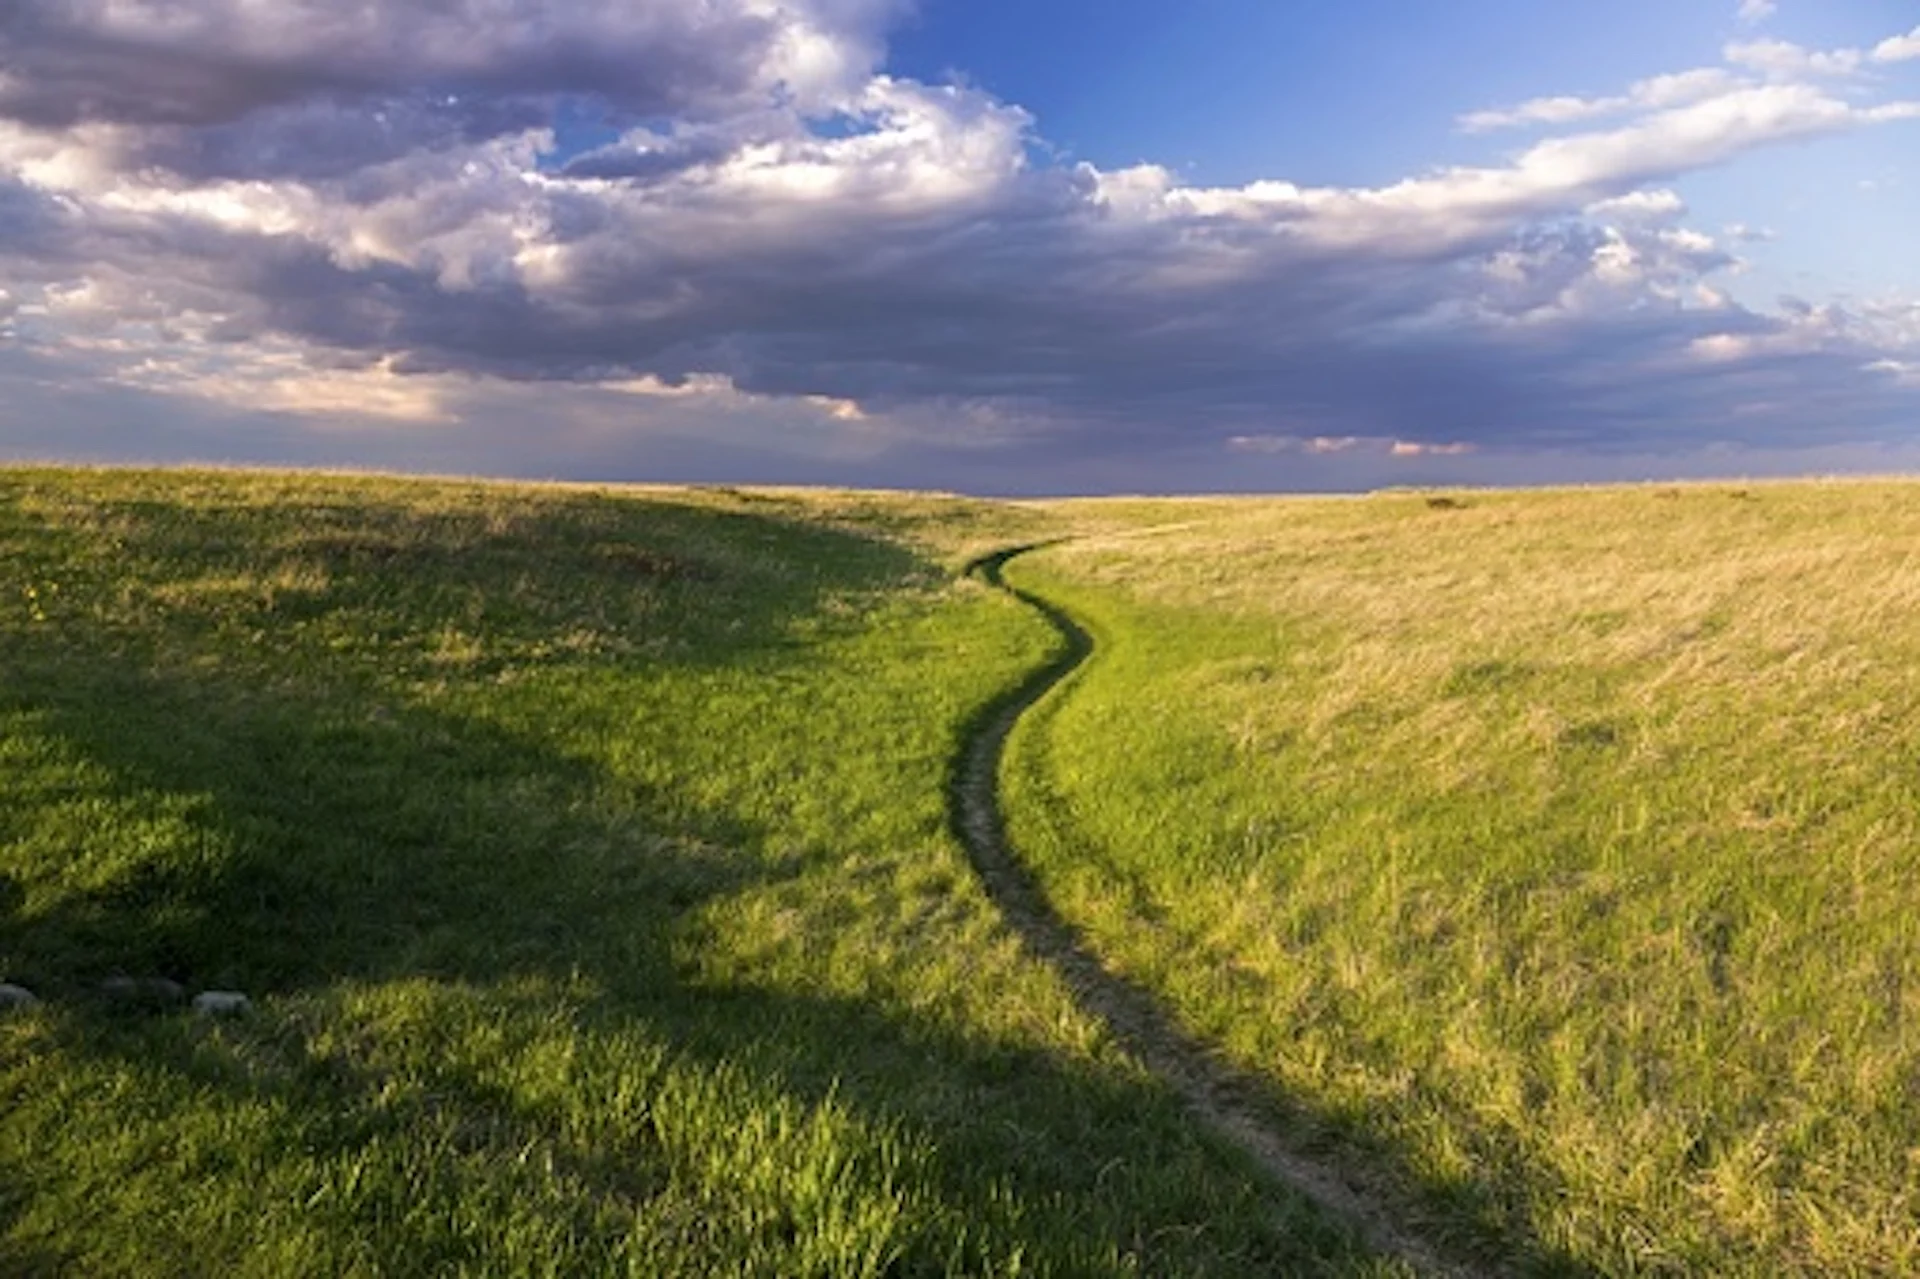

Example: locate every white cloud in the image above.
[1725,37,1865,79]
[116,350,462,424]
[1462,25,1915,138]
[1866,359,1920,387]
[1460,68,1736,133]
[1585,189,1688,223]
[1737,0,1777,26]
[1460,95,1615,134]
[1227,435,1476,459]
[1335,84,1920,256]
[1724,25,1920,76]
[1874,28,1920,64]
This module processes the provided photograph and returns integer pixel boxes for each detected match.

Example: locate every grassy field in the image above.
[0,468,1387,1277]
[1001,483,1920,1274]
[12,469,1920,1276]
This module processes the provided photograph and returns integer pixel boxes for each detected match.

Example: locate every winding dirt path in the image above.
[950,544,1476,1278]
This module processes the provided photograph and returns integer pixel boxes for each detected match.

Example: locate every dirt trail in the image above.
[950,544,1479,1278]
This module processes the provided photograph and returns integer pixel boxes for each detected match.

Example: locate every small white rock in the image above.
[192,990,252,1017]
[0,983,39,1010]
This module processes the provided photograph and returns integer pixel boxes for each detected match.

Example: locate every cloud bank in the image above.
[2,1,1918,490]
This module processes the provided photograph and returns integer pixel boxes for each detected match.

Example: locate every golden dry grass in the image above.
[1002,480,1920,1273]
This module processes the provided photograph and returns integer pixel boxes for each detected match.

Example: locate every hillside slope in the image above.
[0,469,1381,1277]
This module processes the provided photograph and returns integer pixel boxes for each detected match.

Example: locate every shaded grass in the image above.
[2,468,1390,1276]
[1000,482,1920,1274]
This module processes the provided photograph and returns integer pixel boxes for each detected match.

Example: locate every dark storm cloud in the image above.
[0,1,816,129]
[129,96,553,185]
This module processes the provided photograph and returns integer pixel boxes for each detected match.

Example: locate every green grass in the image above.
[0,468,1388,1277]
[1001,482,1920,1274]
[23,468,1917,1276]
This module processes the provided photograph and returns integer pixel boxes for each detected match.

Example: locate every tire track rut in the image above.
[950,543,1476,1278]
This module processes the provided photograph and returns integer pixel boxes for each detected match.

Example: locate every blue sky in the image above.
[1,0,1917,492]
[892,0,1709,183]
[891,0,1920,295]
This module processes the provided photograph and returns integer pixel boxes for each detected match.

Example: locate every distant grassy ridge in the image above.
[1002,482,1920,1274]
[0,469,1382,1277]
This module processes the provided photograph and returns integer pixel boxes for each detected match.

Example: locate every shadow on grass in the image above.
[0,491,1379,1274]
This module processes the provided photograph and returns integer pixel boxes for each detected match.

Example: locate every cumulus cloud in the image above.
[1,1,1918,488]
[1737,0,1777,25]
[1876,28,1920,64]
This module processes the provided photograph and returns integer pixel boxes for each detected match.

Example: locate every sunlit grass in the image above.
[1001,481,1920,1273]
[32,466,1912,1273]
[0,468,1384,1277]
